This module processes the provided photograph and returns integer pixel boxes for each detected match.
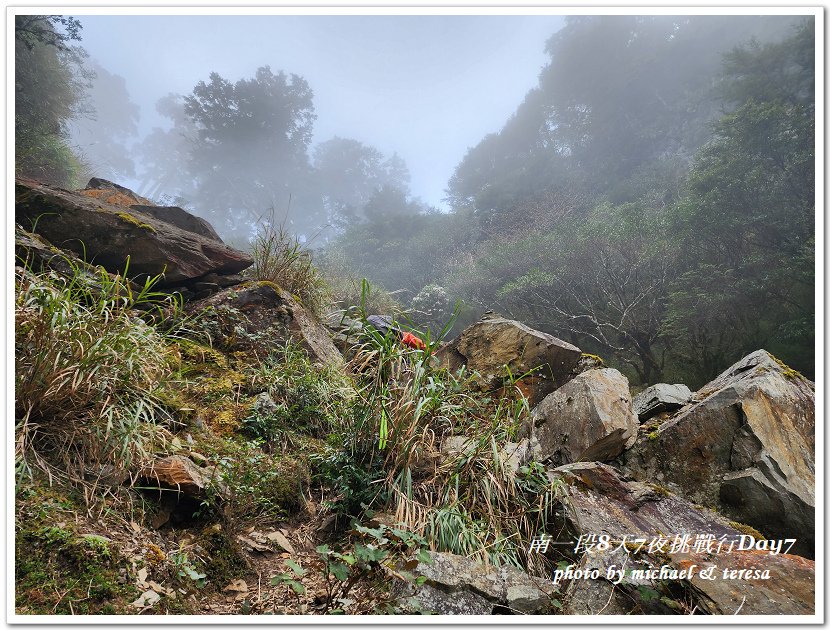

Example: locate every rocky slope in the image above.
[14,178,816,618]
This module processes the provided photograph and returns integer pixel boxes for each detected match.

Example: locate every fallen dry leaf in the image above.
[223,579,248,593]
[266,530,295,554]
[130,590,160,608]
[237,535,272,553]
[147,580,166,593]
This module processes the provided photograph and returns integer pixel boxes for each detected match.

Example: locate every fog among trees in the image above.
[15,13,815,387]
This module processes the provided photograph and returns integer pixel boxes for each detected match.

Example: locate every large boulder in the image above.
[632,383,692,422]
[621,350,815,557]
[186,281,343,368]
[80,178,223,242]
[15,178,252,287]
[520,368,638,466]
[396,551,555,614]
[551,462,815,615]
[435,313,581,406]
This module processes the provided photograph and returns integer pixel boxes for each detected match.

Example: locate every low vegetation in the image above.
[14,231,568,614]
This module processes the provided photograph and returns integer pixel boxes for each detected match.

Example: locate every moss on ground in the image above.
[15,484,138,615]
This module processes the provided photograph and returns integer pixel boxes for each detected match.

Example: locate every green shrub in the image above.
[242,341,354,443]
[15,258,178,483]
[249,217,330,317]
[320,291,562,574]
[204,438,310,523]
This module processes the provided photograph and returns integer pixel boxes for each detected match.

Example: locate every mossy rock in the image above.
[770,354,807,382]
[728,520,767,540]
[116,211,157,233]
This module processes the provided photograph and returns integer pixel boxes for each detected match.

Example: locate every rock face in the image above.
[680,549,815,615]
[16,223,103,278]
[435,314,581,406]
[16,178,252,287]
[632,383,692,422]
[81,177,154,206]
[130,204,222,242]
[81,177,223,245]
[398,551,555,614]
[552,462,815,615]
[622,350,815,557]
[186,281,343,368]
[138,455,209,499]
[521,368,638,465]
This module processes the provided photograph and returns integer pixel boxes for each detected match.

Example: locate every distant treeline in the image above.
[324,16,815,386]
[15,15,814,386]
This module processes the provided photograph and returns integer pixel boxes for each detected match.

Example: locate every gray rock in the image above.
[187,281,344,368]
[552,461,815,615]
[398,551,554,615]
[405,583,493,615]
[632,383,692,421]
[435,315,581,406]
[253,392,279,416]
[522,368,638,466]
[622,350,815,557]
[440,436,475,457]
[129,204,222,242]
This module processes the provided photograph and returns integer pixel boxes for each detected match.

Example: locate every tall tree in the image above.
[141,66,319,238]
[68,60,140,181]
[446,15,804,218]
[313,136,411,226]
[184,66,317,234]
[15,15,89,186]
[667,20,815,381]
[137,94,199,203]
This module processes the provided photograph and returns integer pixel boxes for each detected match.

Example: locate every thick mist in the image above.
[65,14,563,236]
[16,13,815,386]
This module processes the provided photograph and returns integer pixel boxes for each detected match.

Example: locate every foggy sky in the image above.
[71,14,565,210]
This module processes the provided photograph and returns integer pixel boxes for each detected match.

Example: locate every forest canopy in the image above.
[14,14,815,387]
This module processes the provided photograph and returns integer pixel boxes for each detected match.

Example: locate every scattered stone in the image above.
[223,579,249,593]
[521,368,638,465]
[632,383,692,422]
